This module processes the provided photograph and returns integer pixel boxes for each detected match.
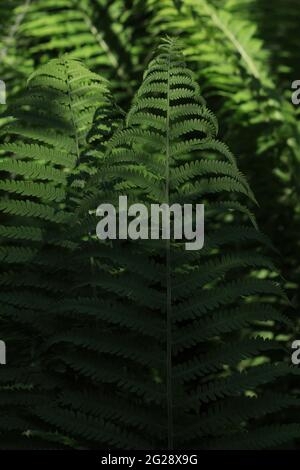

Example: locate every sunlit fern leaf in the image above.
[0,0,157,107]
[151,0,300,363]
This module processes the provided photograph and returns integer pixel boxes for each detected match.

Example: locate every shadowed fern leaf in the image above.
[0,37,299,450]
[11,38,297,450]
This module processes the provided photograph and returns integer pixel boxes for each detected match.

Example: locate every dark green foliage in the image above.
[0,57,116,448]
[1,0,300,451]
[0,37,299,449]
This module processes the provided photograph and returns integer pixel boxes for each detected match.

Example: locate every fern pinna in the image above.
[0,39,299,449]
[0,57,114,448]
[152,0,300,329]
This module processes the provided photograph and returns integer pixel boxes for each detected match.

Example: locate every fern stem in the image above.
[64,60,80,164]
[80,3,133,96]
[166,238,173,449]
[197,0,260,80]
[166,47,173,450]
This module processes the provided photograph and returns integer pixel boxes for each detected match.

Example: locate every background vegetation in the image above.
[0,0,300,450]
